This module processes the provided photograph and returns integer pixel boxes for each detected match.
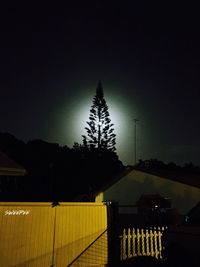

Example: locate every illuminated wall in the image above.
[0,202,108,267]
[95,169,200,214]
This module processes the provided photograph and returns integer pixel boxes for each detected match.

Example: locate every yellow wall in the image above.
[0,202,108,267]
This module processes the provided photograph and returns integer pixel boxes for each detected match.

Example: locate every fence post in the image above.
[106,201,119,267]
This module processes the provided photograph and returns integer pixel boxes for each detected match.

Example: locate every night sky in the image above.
[1,4,200,166]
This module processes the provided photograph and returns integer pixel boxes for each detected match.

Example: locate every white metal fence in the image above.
[119,226,167,261]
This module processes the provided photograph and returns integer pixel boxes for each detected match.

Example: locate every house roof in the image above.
[135,166,200,189]
[0,151,26,176]
[93,164,200,197]
[93,165,134,196]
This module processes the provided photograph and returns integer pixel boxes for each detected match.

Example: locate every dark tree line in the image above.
[137,158,200,173]
[0,132,124,202]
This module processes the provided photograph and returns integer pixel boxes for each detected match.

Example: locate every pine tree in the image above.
[82,82,116,151]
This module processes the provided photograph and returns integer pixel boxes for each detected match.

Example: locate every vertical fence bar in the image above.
[122,229,127,260]
[132,228,137,256]
[127,228,132,258]
[158,227,163,259]
[154,227,159,259]
[136,229,142,256]
[141,229,146,256]
[146,228,150,256]
[149,228,154,257]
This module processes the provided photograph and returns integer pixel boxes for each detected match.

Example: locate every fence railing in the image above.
[119,226,167,261]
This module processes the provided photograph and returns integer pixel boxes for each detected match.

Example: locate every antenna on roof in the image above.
[133,118,139,166]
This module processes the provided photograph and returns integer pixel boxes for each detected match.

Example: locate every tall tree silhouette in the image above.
[82,82,116,151]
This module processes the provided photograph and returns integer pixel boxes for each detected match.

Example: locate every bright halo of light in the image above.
[62,86,139,164]
[67,95,133,154]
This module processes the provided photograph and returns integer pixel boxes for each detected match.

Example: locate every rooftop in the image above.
[0,151,26,176]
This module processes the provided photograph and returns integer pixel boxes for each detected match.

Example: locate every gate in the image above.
[108,203,167,265]
[119,226,167,261]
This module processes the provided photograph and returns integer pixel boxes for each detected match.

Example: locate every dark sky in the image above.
[1,4,200,166]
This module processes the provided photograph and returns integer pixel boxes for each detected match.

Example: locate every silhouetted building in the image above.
[0,150,26,197]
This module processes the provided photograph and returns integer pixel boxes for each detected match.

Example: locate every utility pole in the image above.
[133,119,139,166]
